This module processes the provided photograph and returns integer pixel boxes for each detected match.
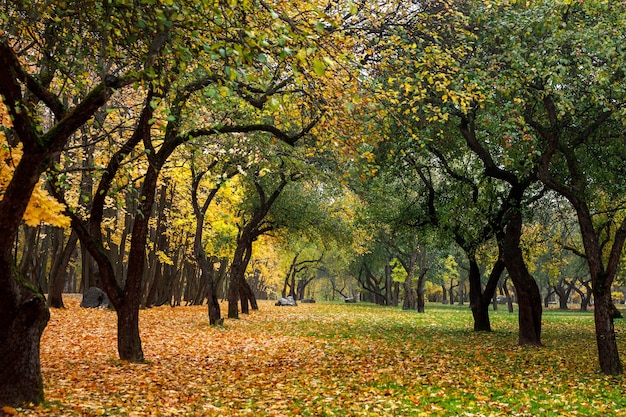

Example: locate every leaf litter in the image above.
[14,298,626,416]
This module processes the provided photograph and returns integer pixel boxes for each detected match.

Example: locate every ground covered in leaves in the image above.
[12,297,626,416]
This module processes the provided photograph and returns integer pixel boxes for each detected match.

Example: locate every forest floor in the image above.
[9,297,626,416]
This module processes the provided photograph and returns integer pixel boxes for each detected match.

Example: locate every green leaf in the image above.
[349,1,358,15]
[313,59,326,77]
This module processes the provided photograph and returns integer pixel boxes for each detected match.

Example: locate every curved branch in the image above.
[0,40,65,120]
[459,113,519,186]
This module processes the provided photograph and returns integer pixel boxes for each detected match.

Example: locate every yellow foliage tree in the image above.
[0,97,70,227]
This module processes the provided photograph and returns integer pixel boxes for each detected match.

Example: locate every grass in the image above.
[13,298,626,416]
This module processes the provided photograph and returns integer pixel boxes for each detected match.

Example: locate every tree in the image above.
[281,249,323,299]
[461,0,626,374]
[189,154,237,324]
[227,163,299,318]
[0,0,137,401]
[47,230,78,309]
[360,0,544,343]
[407,148,506,329]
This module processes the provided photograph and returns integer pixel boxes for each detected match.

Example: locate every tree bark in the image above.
[48,230,78,308]
[502,211,542,346]
[468,253,504,332]
[239,277,258,313]
[415,276,425,312]
[228,243,248,319]
[581,213,624,374]
[448,280,458,305]
[207,276,221,325]
[594,288,622,375]
[0,149,51,407]
[0,284,49,407]
[502,281,514,313]
[113,163,160,362]
[416,248,429,312]
[543,287,555,308]
[402,250,418,311]
[0,147,47,406]
[116,300,143,362]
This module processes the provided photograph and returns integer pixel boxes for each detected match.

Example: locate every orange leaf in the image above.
[2,406,18,415]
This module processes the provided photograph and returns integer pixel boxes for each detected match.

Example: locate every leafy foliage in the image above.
[0,97,70,227]
[10,297,625,416]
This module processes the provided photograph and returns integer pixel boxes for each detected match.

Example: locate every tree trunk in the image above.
[558,292,569,310]
[288,273,296,298]
[391,281,400,306]
[48,230,78,308]
[403,280,417,310]
[543,287,554,308]
[502,211,542,346]
[502,282,514,313]
[581,215,623,374]
[238,238,257,315]
[112,166,155,362]
[239,277,250,315]
[0,256,49,407]
[228,244,247,319]
[0,294,49,407]
[402,250,419,310]
[593,279,623,375]
[207,281,221,325]
[384,257,393,306]
[282,273,290,298]
[470,252,504,332]
[449,280,458,305]
[195,254,224,325]
[296,279,306,300]
[579,283,592,311]
[112,164,161,362]
[228,237,253,318]
[416,274,426,313]
[416,248,429,313]
[240,277,257,313]
[0,149,52,406]
[116,301,143,362]
[469,259,488,331]
[207,259,227,325]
